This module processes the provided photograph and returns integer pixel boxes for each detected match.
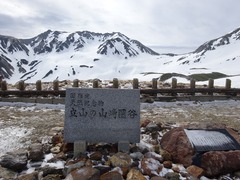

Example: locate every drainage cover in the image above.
[184,129,240,152]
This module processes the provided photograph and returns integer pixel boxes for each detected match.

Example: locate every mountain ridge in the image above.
[0,27,240,85]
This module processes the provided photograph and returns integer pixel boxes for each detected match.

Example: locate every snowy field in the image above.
[0,100,240,156]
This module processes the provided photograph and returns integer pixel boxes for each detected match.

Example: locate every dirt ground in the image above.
[0,100,240,156]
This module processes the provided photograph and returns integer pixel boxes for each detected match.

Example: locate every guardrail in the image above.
[0,78,240,102]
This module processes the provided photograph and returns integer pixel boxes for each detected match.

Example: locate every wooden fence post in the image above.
[93,79,99,88]
[1,81,7,91]
[53,80,59,91]
[225,79,231,89]
[225,79,231,95]
[18,80,25,91]
[133,78,139,89]
[36,80,42,91]
[152,78,158,89]
[113,78,119,88]
[171,78,177,96]
[73,79,79,87]
[208,79,214,95]
[190,79,196,96]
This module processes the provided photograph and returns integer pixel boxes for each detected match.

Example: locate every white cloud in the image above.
[0,0,240,47]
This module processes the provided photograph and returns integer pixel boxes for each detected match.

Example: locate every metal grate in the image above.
[184,129,240,152]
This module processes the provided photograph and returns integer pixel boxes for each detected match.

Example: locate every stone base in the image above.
[74,140,86,158]
[118,141,130,152]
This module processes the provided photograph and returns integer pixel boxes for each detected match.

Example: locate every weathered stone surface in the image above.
[90,151,102,161]
[130,152,144,161]
[186,165,204,178]
[160,127,195,167]
[65,167,100,180]
[141,157,163,176]
[150,177,167,180]
[0,166,18,179]
[63,161,85,176]
[126,168,145,180]
[17,171,39,180]
[110,152,132,168]
[0,150,28,172]
[201,150,240,177]
[100,171,123,180]
[164,172,180,180]
[146,122,161,132]
[28,143,44,161]
[163,161,172,169]
[42,174,62,180]
[64,88,140,143]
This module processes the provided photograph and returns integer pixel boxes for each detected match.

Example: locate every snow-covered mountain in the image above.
[1,27,240,86]
[0,30,159,82]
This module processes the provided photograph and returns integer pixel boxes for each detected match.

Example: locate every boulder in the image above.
[126,168,146,180]
[65,167,100,180]
[160,127,195,167]
[110,152,132,168]
[201,150,240,177]
[28,143,44,161]
[0,150,28,172]
[100,171,123,180]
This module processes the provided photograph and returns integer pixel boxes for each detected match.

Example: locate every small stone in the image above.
[141,119,152,127]
[164,172,180,180]
[65,167,100,180]
[146,122,161,132]
[94,165,112,176]
[100,171,123,180]
[90,151,103,161]
[0,166,18,179]
[0,150,28,172]
[28,143,44,161]
[17,172,39,180]
[50,146,61,154]
[110,152,132,168]
[186,165,204,178]
[130,152,144,161]
[42,174,62,180]
[141,157,163,176]
[126,168,146,180]
[63,161,85,176]
[163,161,173,169]
[160,150,172,161]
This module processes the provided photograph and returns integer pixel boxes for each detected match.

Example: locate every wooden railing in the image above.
[0,78,240,102]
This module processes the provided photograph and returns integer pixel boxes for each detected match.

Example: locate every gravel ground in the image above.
[0,100,240,156]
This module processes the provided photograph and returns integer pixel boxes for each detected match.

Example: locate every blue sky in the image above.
[0,0,240,47]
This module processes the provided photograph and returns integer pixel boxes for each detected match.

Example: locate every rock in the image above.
[63,161,85,176]
[126,168,145,180]
[141,157,163,176]
[100,171,123,180]
[28,143,44,161]
[160,150,172,161]
[144,152,163,162]
[0,150,28,172]
[0,166,18,179]
[141,119,152,127]
[186,165,204,178]
[51,134,63,145]
[17,171,39,180]
[160,127,195,167]
[146,122,161,132]
[94,165,112,176]
[50,146,61,154]
[201,150,240,177]
[130,152,144,161]
[39,165,64,177]
[163,161,172,169]
[65,167,100,180]
[164,172,180,180]
[42,174,62,180]
[90,151,102,161]
[150,177,167,180]
[110,152,132,168]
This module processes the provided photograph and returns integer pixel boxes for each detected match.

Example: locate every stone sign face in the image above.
[184,129,240,152]
[64,88,140,143]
